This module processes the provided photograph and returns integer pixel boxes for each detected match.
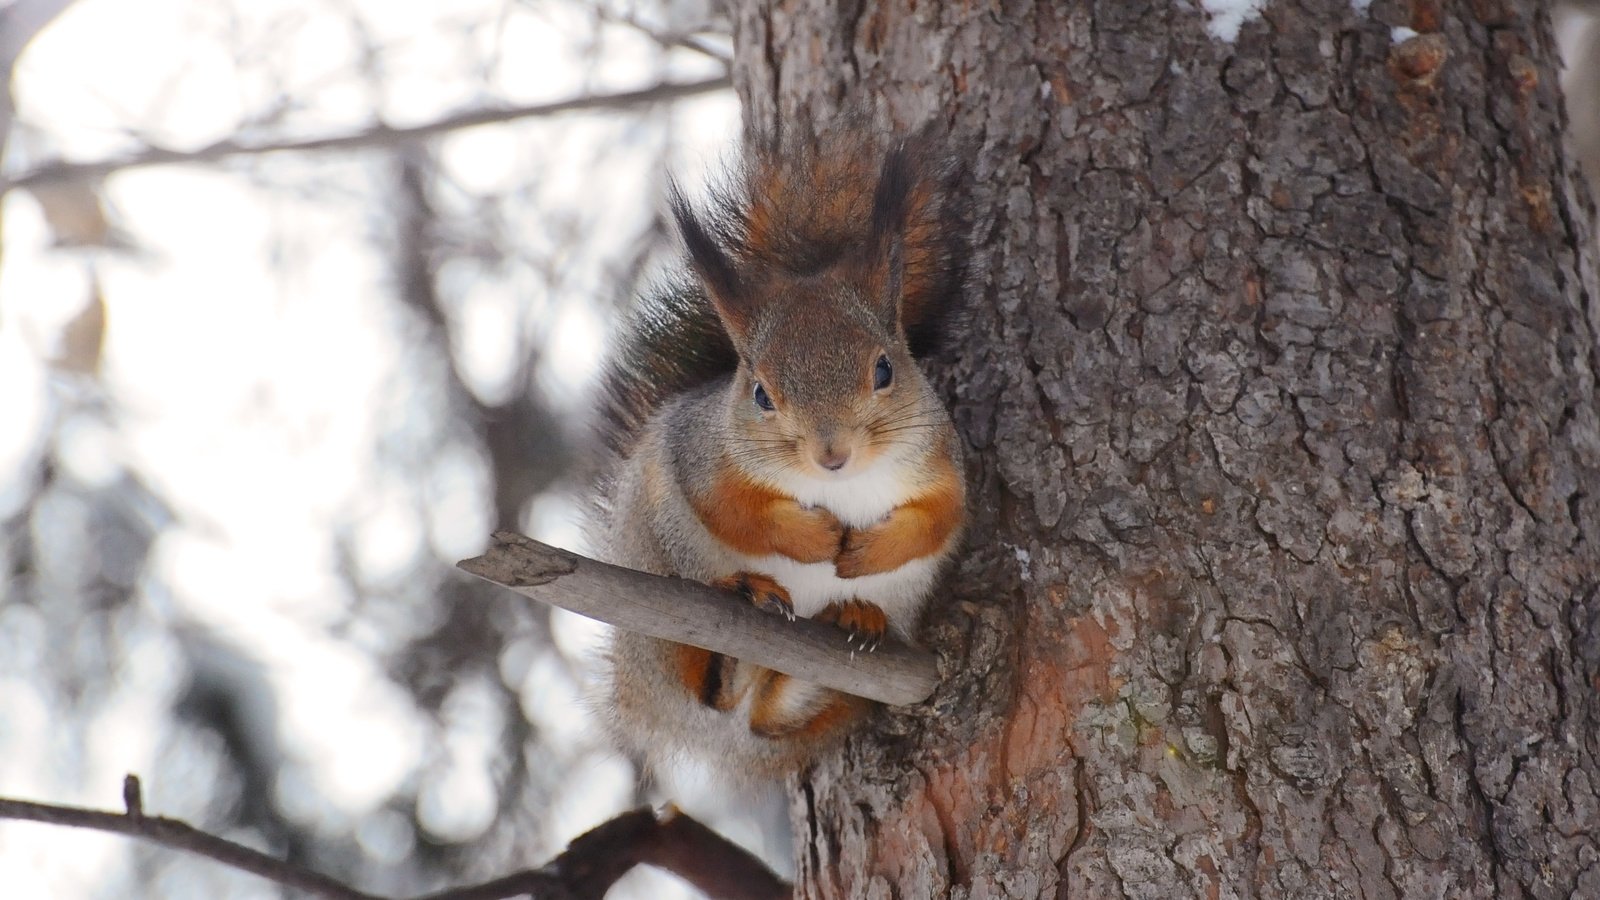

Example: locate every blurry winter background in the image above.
[0,0,739,896]
[9,1,1600,898]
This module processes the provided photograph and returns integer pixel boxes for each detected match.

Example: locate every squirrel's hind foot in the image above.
[816,599,888,652]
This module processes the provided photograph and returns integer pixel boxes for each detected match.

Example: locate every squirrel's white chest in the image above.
[744,460,938,631]
[770,458,911,529]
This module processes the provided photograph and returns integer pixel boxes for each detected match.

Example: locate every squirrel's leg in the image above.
[665,572,795,714]
[744,599,879,740]
[669,644,741,712]
[748,673,866,739]
[815,599,889,652]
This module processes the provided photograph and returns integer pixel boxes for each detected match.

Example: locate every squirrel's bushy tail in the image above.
[593,122,969,459]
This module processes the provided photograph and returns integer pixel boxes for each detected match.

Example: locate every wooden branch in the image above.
[0,777,790,900]
[457,532,941,706]
[0,77,731,196]
[633,806,790,900]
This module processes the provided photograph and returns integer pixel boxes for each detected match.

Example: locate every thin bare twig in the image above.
[0,776,375,899]
[457,532,942,706]
[0,76,731,196]
[0,778,790,900]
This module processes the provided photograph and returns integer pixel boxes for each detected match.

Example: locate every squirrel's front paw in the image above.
[815,600,888,652]
[772,502,845,564]
[711,571,795,621]
[835,523,902,578]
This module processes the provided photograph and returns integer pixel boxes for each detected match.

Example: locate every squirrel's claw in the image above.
[712,571,795,621]
[816,599,888,654]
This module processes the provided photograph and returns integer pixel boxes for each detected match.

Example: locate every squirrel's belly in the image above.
[740,554,939,632]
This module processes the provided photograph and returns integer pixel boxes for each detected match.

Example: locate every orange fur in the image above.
[747,671,866,739]
[746,597,885,740]
[691,466,844,562]
[747,672,804,737]
[788,693,867,740]
[710,571,787,601]
[671,645,737,711]
[744,153,874,263]
[711,571,795,619]
[899,178,942,326]
[741,143,952,333]
[835,454,964,578]
[816,599,889,644]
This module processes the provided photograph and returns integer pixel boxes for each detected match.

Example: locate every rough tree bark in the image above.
[727,1,1600,897]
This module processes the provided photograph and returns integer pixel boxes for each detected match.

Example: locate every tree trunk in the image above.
[728,2,1600,897]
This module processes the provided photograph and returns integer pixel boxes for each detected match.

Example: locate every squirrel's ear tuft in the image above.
[867,144,915,327]
[670,180,753,342]
[869,144,915,241]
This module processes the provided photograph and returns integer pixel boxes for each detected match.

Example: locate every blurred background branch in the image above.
[1,77,731,197]
[0,1,753,897]
[0,776,790,900]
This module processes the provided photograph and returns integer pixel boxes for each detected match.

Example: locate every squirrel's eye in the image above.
[753,383,775,411]
[873,354,894,391]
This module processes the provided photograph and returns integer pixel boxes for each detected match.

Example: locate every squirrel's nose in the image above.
[816,446,851,472]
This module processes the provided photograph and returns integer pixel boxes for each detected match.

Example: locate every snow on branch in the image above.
[0,775,789,900]
[457,532,942,706]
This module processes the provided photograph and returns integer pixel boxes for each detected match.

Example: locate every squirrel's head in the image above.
[671,145,939,479]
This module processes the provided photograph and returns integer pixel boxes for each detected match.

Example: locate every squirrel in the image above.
[588,122,969,782]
